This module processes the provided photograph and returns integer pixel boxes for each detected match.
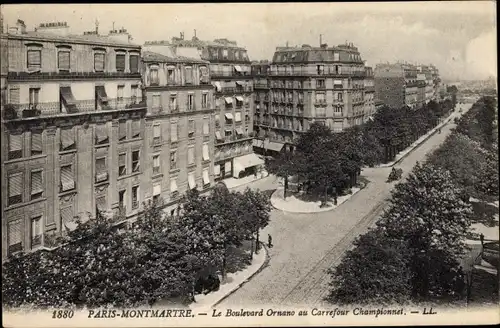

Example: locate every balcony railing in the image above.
[216,87,253,94]
[3,97,146,120]
[268,70,366,78]
[211,71,252,78]
[7,71,142,81]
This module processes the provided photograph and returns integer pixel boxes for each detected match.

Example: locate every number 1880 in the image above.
[52,310,74,319]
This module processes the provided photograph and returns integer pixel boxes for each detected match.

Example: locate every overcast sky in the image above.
[2,2,496,80]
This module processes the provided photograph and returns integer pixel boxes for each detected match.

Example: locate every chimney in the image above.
[108,26,131,44]
[319,34,322,47]
[180,32,184,40]
[194,29,196,38]
[36,22,69,36]
[15,19,26,34]
[95,19,99,34]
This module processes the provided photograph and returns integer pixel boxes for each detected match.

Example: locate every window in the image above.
[203,118,210,135]
[188,147,195,165]
[117,85,124,101]
[215,114,220,127]
[119,153,127,176]
[129,55,139,73]
[31,216,42,248]
[170,151,177,170]
[169,96,177,112]
[170,177,178,194]
[185,67,193,84]
[188,172,196,190]
[9,88,20,104]
[94,53,105,72]
[316,107,326,117]
[95,157,108,182]
[150,68,159,85]
[8,173,23,205]
[116,53,126,72]
[132,150,140,173]
[60,128,75,151]
[153,155,160,174]
[202,144,210,161]
[95,124,108,145]
[222,49,228,59]
[8,133,23,160]
[315,92,326,103]
[153,124,161,143]
[167,67,176,84]
[58,51,70,71]
[8,219,23,254]
[119,121,127,140]
[317,79,325,89]
[29,88,40,109]
[31,131,42,156]
[118,190,126,209]
[96,195,106,212]
[153,182,161,202]
[187,94,194,110]
[131,85,139,103]
[317,65,324,75]
[131,120,141,138]
[202,93,208,109]
[132,186,139,209]
[203,169,210,186]
[27,49,41,70]
[152,95,161,112]
[199,66,209,84]
[338,92,343,101]
[60,164,75,192]
[170,122,178,142]
[188,120,195,138]
[30,170,43,200]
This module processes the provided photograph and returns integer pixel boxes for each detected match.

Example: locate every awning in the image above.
[225,113,233,120]
[232,153,265,178]
[224,97,233,104]
[203,170,210,185]
[236,127,244,135]
[170,179,178,192]
[235,81,244,86]
[235,96,244,102]
[188,174,196,189]
[235,112,241,122]
[214,164,221,176]
[213,81,222,92]
[202,145,210,161]
[95,85,108,103]
[153,183,161,196]
[253,140,285,152]
[234,65,242,72]
[215,131,223,140]
[60,87,78,113]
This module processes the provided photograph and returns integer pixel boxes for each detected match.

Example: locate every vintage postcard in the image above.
[1,2,498,327]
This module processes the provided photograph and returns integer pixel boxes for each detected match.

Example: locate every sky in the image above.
[1,2,496,80]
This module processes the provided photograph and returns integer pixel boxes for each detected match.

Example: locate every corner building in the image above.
[1,20,145,260]
[253,43,372,152]
[141,49,215,216]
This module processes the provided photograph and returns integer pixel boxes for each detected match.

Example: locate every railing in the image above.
[7,71,142,80]
[3,97,146,120]
[216,87,253,94]
[268,71,366,78]
[211,71,252,78]
[254,83,269,89]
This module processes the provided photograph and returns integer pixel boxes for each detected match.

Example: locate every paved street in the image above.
[219,105,470,308]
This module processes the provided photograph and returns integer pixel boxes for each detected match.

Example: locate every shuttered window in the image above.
[170,122,178,142]
[96,196,106,211]
[150,69,159,85]
[132,150,140,172]
[58,51,70,71]
[95,124,108,144]
[202,144,210,161]
[170,151,177,169]
[132,186,139,209]
[31,216,42,248]
[203,118,210,135]
[60,165,75,192]
[60,128,75,151]
[31,131,42,155]
[131,120,141,138]
[185,67,193,84]
[188,120,195,138]
[153,155,160,174]
[153,124,161,139]
[119,153,127,176]
[9,88,20,104]
[116,53,126,72]
[8,173,23,205]
[188,147,195,165]
[129,55,139,73]
[95,157,108,182]
[27,50,41,69]
[117,85,124,100]
[8,219,23,254]
[94,53,105,72]
[60,206,74,230]
[31,170,43,199]
[119,121,127,140]
[9,133,23,160]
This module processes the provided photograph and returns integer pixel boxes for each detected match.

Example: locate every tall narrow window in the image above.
[185,67,193,84]
[169,96,177,112]
[202,143,210,161]
[188,120,195,138]
[8,219,23,254]
[30,170,43,200]
[153,155,160,174]
[131,85,138,103]
[153,124,161,143]
[95,157,108,182]
[60,164,75,192]
[170,151,177,170]
[119,153,127,176]
[31,131,42,156]
[187,94,194,110]
[58,51,70,71]
[129,54,139,73]
[167,66,176,84]
[8,173,23,206]
[132,150,140,173]
[8,133,23,160]
[116,53,126,72]
[188,147,195,165]
[94,53,105,72]
[118,121,127,141]
[117,85,124,101]
[118,190,126,209]
[170,122,178,142]
[202,93,208,109]
[203,118,210,135]
[132,186,139,209]
[131,120,141,138]
[60,128,75,151]
[27,49,41,70]
[29,88,40,109]
[150,68,159,85]
[31,216,42,248]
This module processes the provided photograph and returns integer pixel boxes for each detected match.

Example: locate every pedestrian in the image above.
[268,234,273,248]
[480,233,484,247]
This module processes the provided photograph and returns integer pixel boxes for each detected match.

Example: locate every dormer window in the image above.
[149,65,159,85]
[129,54,139,73]
[222,49,228,59]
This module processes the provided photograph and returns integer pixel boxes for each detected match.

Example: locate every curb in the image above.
[210,243,271,308]
[270,182,367,214]
[227,173,271,190]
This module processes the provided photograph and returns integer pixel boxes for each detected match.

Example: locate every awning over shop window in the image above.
[252,139,284,152]
[225,113,233,120]
[224,97,233,104]
[234,65,242,72]
[236,127,244,135]
[232,153,265,178]
[234,112,242,122]
[213,81,222,92]
[60,87,78,113]
[235,96,244,102]
[215,131,223,140]
[203,170,210,185]
[188,173,196,190]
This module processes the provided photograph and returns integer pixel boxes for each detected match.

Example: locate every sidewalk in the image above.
[189,244,269,310]
[270,185,363,214]
[223,170,269,190]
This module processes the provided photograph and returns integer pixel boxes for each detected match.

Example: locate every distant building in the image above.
[252,42,373,152]
[1,19,145,260]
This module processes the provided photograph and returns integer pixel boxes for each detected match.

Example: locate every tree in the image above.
[327,229,412,305]
[240,188,272,255]
[265,150,296,199]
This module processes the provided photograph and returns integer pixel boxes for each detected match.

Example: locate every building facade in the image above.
[141,50,215,216]
[165,34,263,180]
[1,20,145,260]
[252,42,372,152]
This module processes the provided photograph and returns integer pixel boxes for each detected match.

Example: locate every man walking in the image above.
[268,234,273,248]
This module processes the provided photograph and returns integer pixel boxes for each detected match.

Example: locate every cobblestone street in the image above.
[220,106,470,307]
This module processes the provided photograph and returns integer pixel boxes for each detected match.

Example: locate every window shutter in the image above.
[9,88,20,104]
[8,174,22,197]
[9,133,22,151]
[61,206,74,228]
[94,53,105,72]
[61,165,74,191]
[119,121,127,140]
[153,156,160,168]
[60,128,75,150]
[119,154,126,166]
[170,123,178,142]
[31,217,41,237]
[96,158,106,173]
[116,54,126,71]
[27,50,41,68]
[58,51,70,70]
[129,55,139,73]
[31,132,42,152]
[31,171,43,194]
[132,120,141,138]
[8,219,22,247]
[95,124,108,144]
[203,169,210,185]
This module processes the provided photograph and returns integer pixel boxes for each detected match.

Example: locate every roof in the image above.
[169,38,246,50]
[7,31,140,48]
[272,45,363,63]
[142,51,209,64]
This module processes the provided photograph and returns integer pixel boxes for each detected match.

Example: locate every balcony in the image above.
[216,87,253,94]
[7,71,142,81]
[3,97,146,121]
[211,71,252,79]
[254,83,269,89]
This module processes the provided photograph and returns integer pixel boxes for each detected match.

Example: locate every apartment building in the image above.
[166,34,263,180]
[374,62,441,110]
[252,42,371,152]
[363,66,376,121]
[1,20,145,260]
[141,48,215,215]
